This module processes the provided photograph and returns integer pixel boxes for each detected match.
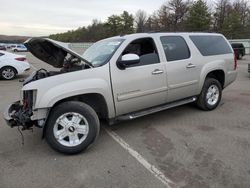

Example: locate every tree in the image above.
[49,0,250,42]
[135,10,148,32]
[213,0,231,32]
[144,16,153,32]
[167,0,190,31]
[233,0,249,26]
[120,11,134,34]
[105,15,123,36]
[186,0,211,31]
[105,11,134,35]
[221,10,245,39]
[157,5,171,31]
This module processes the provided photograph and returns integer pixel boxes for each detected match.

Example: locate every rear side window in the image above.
[0,53,3,56]
[160,36,190,62]
[190,35,232,56]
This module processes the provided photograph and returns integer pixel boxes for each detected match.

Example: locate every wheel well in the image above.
[42,93,109,139]
[52,93,109,120]
[0,66,18,74]
[206,70,225,88]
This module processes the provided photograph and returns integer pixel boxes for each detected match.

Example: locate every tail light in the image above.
[234,53,237,70]
[15,57,27,61]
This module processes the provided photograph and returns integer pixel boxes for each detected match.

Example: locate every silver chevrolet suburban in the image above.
[4,33,237,154]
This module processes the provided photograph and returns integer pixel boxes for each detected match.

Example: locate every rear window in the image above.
[0,53,4,56]
[190,35,232,56]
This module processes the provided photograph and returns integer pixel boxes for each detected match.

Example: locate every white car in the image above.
[0,50,30,80]
[11,44,28,52]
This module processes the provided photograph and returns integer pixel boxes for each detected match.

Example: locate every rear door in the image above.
[159,35,200,102]
[110,37,168,116]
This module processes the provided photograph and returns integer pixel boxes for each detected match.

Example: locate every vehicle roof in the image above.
[107,32,225,41]
[231,43,244,46]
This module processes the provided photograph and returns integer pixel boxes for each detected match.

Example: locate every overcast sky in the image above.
[0,0,167,36]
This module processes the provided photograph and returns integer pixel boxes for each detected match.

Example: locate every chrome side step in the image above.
[116,97,197,121]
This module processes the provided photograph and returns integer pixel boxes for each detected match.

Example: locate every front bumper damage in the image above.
[3,101,34,130]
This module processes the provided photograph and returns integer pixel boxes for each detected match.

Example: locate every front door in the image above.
[110,37,168,116]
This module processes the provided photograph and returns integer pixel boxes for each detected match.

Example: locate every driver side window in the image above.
[122,38,160,67]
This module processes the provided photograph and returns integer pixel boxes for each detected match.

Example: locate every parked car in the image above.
[231,43,245,60]
[0,50,30,80]
[0,45,7,51]
[4,33,237,154]
[11,44,28,52]
[6,44,12,49]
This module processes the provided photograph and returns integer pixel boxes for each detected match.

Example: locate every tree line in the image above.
[49,0,250,42]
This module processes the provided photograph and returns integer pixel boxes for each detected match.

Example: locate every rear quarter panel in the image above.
[199,53,236,92]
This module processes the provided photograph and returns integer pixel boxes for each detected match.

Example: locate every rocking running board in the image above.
[116,97,197,121]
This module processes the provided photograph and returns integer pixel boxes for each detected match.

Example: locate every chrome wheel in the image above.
[53,112,89,147]
[2,68,15,80]
[206,85,219,106]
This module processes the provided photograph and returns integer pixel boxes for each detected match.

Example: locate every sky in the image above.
[0,0,166,37]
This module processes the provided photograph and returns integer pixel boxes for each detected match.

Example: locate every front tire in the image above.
[0,66,17,80]
[196,78,222,111]
[45,101,100,154]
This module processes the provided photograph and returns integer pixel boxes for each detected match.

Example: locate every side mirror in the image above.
[117,54,140,69]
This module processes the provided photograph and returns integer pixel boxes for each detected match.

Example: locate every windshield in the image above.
[82,38,124,67]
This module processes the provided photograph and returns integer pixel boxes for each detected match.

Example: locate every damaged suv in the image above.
[4,33,237,154]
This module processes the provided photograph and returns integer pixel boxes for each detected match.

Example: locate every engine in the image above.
[23,55,90,86]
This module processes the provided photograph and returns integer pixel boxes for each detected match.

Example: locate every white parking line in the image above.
[104,127,175,188]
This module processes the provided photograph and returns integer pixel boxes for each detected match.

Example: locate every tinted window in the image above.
[160,36,190,62]
[0,53,3,56]
[190,35,232,56]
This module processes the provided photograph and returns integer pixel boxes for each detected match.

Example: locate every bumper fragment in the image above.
[3,101,34,130]
[3,101,22,127]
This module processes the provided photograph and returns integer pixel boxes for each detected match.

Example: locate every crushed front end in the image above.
[4,90,35,130]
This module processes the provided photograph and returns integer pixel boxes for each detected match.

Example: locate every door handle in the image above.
[152,69,164,75]
[186,63,196,69]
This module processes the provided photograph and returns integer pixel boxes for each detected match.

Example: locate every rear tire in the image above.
[45,101,100,155]
[0,66,17,80]
[196,78,222,111]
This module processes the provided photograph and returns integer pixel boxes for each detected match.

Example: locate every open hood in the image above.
[24,38,92,68]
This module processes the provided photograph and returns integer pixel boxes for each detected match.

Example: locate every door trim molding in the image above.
[169,80,198,89]
[117,87,168,102]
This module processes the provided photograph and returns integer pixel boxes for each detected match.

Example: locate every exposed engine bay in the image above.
[23,55,91,85]
[22,37,93,85]
[5,38,94,131]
